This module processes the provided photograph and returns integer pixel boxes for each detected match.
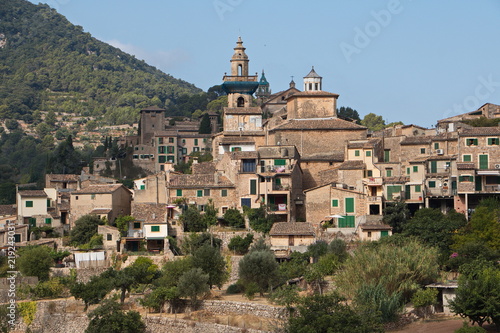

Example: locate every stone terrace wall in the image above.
[10,299,282,333]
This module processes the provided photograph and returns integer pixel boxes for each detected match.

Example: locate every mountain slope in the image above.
[0,0,202,124]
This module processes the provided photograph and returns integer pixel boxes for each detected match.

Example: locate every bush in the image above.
[411,288,438,318]
[228,233,254,255]
[244,282,259,300]
[28,278,67,299]
[223,208,245,228]
[354,283,403,323]
[226,281,245,294]
[454,322,487,333]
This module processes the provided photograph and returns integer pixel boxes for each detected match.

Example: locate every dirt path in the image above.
[390,316,498,333]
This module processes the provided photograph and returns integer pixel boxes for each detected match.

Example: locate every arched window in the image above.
[238,64,242,76]
[237,97,245,107]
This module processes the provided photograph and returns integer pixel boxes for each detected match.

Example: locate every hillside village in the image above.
[1,37,500,332]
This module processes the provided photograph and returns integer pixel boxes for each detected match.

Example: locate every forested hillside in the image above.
[0,0,203,124]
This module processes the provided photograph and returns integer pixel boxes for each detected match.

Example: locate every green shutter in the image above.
[463,155,471,162]
[47,199,51,207]
[26,201,33,208]
[381,230,389,237]
[140,185,145,190]
[275,178,281,185]
[176,189,182,197]
[355,150,360,157]
[340,216,355,228]
[479,155,488,170]
[29,218,36,227]
[434,142,439,149]
[194,139,198,146]
[345,198,354,213]
[221,189,227,197]
[274,159,286,165]
[405,185,411,200]
[45,218,51,224]
[475,176,482,191]
[386,169,392,177]
[151,226,160,232]
[365,150,371,157]
[197,190,203,197]
[407,167,410,174]
[415,185,421,192]
[133,222,141,229]
[332,199,339,207]
[250,179,257,195]
[429,181,436,188]
[158,155,166,163]
[413,166,418,173]
[387,185,402,200]
[384,150,390,162]
[430,161,437,173]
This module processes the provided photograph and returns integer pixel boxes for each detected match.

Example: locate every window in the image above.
[158,156,167,163]
[355,150,360,157]
[345,198,355,213]
[387,185,402,200]
[176,189,183,197]
[274,159,286,166]
[133,222,141,229]
[158,146,166,154]
[167,155,175,162]
[47,199,51,207]
[204,189,210,196]
[434,142,440,149]
[158,137,164,144]
[339,216,355,228]
[250,179,257,195]
[91,194,96,200]
[463,154,472,162]
[194,139,198,146]
[332,199,339,207]
[386,169,392,177]
[406,167,410,175]
[107,234,112,241]
[140,185,145,190]
[26,201,33,208]
[151,226,160,232]
[466,138,478,146]
[193,147,199,152]
[459,175,474,182]
[415,185,421,192]
[169,137,174,143]
[430,161,437,173]
[242,159,256,172]
[420,148,426,154]
[231,147,241,152]
[28,218,36,227]
[365,150,371,157]
[428,181,436,188]
[479,154,489,170]
[384,150,390,162]
[487,138,499,145]
[221,189,227,197]
[413,166,418,173]
[14,234,21,243]
[365,170,373,177]
[197,190,203,197]
[45,218,52,225]
[167,146,175,154]
[182,139,186,144]
[367,231,372,238]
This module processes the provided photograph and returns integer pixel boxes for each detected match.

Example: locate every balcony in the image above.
[483,185,500,192]
[367,196,383,203]
[363,177,383,186]
[259,164,293,174]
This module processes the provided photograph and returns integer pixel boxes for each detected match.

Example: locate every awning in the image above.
[476,170,500,176]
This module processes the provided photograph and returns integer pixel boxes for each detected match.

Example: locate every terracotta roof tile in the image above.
[72,184,127,194]
[169,174,234,188]
[18,190,47,197]
[459,127,500,137]
[271,118,365,131]
[400,136,432,145]
[0,205,16,216]
[132,203,168,223]
[457,162,475,170]
[192,162,217,175]
[339,160,365,170]
[269,222,315,236]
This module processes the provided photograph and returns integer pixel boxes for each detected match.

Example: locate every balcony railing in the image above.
[367,196,383,202]
[363,177,383,186]
[483,185,500,192]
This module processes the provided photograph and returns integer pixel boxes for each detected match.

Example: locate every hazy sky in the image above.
[29,0,500,127]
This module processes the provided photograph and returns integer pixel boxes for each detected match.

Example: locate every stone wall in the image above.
[9,298,280,333]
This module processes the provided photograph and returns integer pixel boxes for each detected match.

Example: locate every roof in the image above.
[18,190,47,197]
[140,106,165,112]
[270,117,366,131]
[304,67,322,78]
[347,139,380,149]
[383,176,409,184]
[169,174,234,188]
[339,160,365,170]
[131,203,167,223]
[269,222,315,236]
[72,184,128,195]
[90,208,112,214]
[301,151,344,162]
[287,91,339,99]
[360,224,392,231]
[0,205,16,216]
[219,136,255,145]
[459,127,500,137]
[230,151,259,160]
[400,136,432,145]
[46,174,79,182]
[192,162,217,175]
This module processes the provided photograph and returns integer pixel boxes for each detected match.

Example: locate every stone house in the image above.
[97,225,121,252]
[16,189,61,229]
[0,224,28,247]
[269,222,315,257]
[358,223,392,241]
[45,174,79,190]
[69,184,132,227]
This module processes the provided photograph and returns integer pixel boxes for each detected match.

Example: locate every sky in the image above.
[29,0,500,128]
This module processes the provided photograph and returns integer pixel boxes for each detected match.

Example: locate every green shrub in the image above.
[454,322,487,333]
[226,282,245,294]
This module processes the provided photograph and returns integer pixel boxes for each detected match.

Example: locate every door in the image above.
[289,235,295,246]
[479,154,488,170]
